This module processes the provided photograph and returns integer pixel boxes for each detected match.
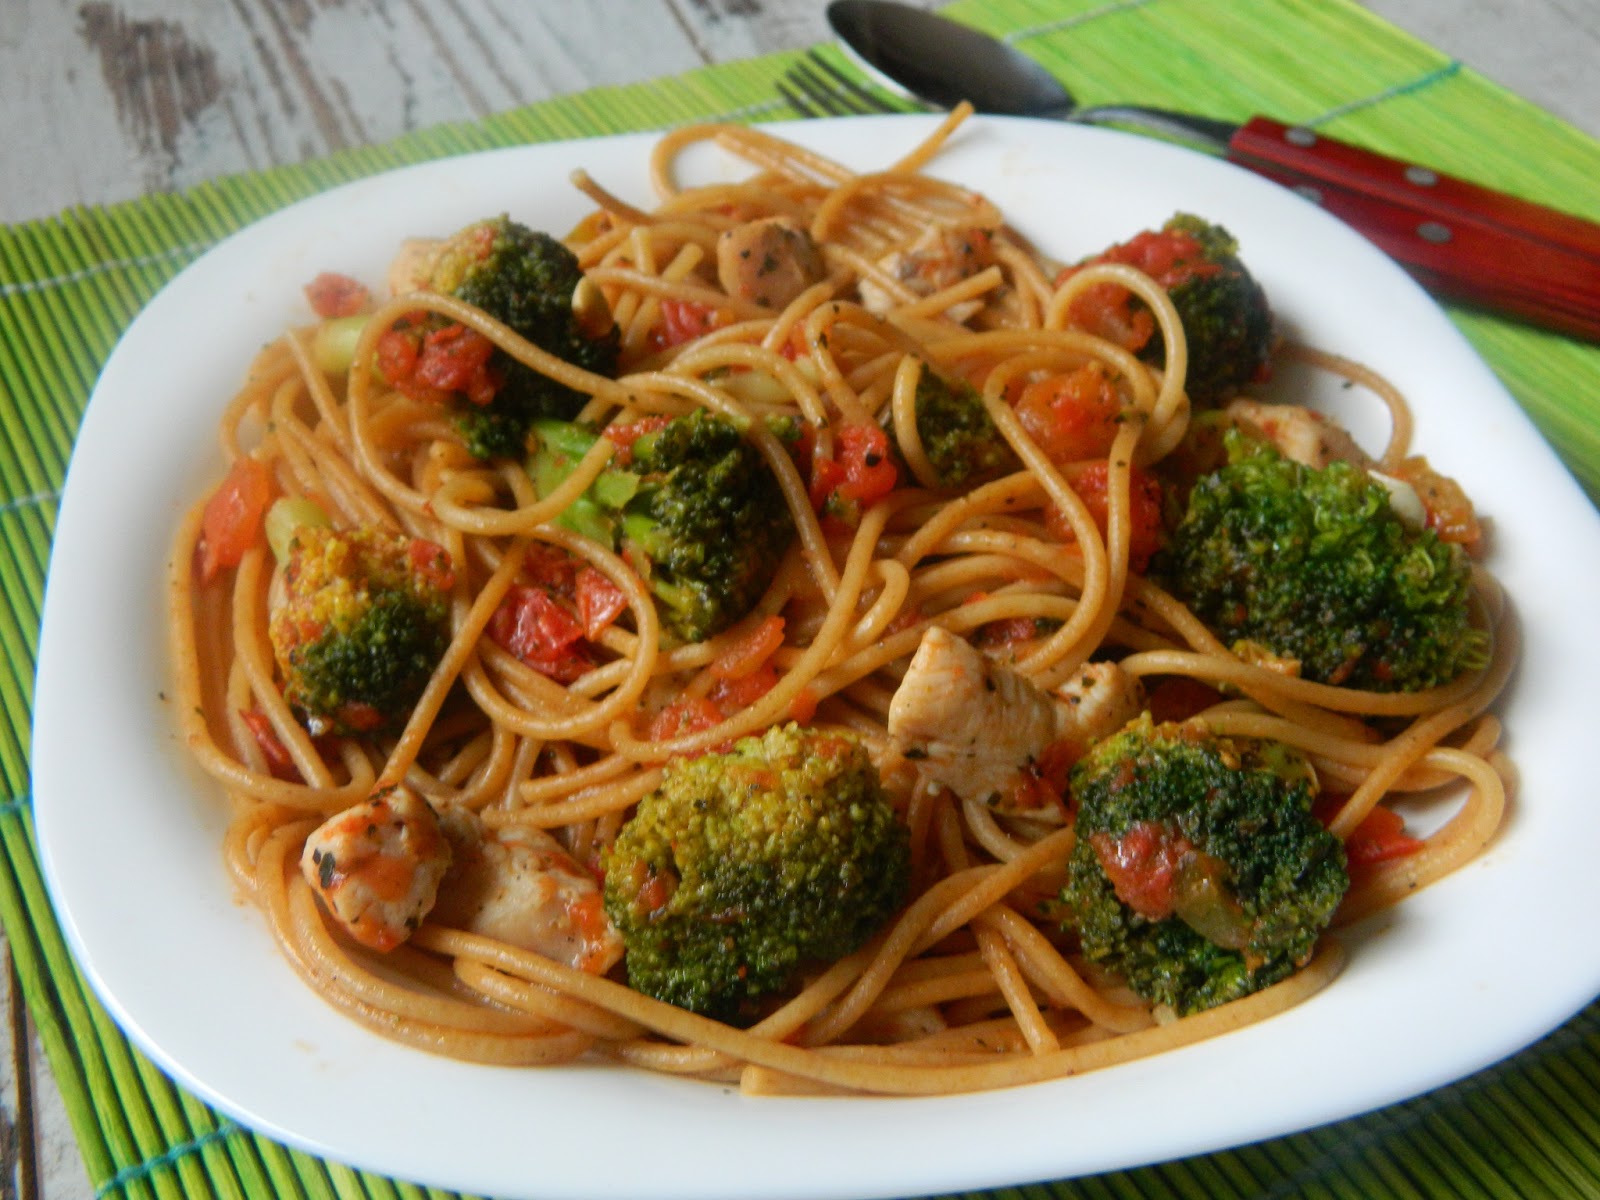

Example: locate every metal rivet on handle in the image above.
[1285,127,1317,147]
[1405,165,1439,187]
[1417,221,1452,244]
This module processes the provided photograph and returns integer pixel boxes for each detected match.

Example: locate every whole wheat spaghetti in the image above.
[170,111,1512,1096]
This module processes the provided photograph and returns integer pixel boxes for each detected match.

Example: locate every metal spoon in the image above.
[825,0,1600,341]
[826,0,1237,147]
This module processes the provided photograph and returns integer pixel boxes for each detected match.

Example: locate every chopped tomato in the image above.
[488,585,593,683]
[1089,822,1194,921]
[1008,738,1080,817]
[709,662,781,714]
[406,538,456,593]
[198,456,275,583]
[524,542,580,595]
[1068,282,1156,352]
[645,695,725,742]
[709,615,786,681]
[414,325,500,406]
[836,424,899,503]
[575,568,628,640]
[375,327,424,389]
[645,616,807,740]
[1104,228,1221,286]
[1343,805,1426,868]
[1013,362,1125,465]
[239,708,299,781]
[652,299,732,351]
[808,425,898,532]
[303,272,370,319]
[787,685,819,725]
[376,321,499,406]
[807,452,847,513]
[1045,461,1164,573]
[1058,227,1220,350]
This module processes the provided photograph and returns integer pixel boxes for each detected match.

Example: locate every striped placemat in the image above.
[5,1,1599,1197]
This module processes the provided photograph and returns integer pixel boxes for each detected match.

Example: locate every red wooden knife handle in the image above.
[1228,117,1600,341]
[1229,116,1600,260]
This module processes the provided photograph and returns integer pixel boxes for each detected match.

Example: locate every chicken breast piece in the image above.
[1224,399,1373,470]
[1054,661,1148,746]
[858,225,995,322]
[387,237,443,297]
[301,787,452,952]
[887,627,1145,817]
[716,217,827,310]
[432,809,623,975]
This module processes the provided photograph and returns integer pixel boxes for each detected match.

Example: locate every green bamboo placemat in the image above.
[6,1,1600,1197]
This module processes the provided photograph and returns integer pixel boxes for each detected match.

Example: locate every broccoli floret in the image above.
[1061,714,1347,1014]
[425,215,619,459]
[908,364,1018,487]
[1072,213,1273,405]
[1154,430,1485,691]
[602,723,911,1023]
[268,524,455,736]
[528,410,796,643]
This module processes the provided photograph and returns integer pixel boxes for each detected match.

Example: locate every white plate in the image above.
[33,115,1600,1200]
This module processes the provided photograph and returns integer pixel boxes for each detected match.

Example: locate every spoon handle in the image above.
[1228,117,1600,340]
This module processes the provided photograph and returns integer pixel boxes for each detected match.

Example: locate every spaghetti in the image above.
[169,111,1514,1096]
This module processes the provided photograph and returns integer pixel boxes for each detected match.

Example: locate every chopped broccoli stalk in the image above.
[1154,430,1486,691]
[602,723,911,1023]
[910,364,1018,487]
[527,410,796,643]
[310,314,370,376]
[526,418,640,545]
[268,526,455,736]
[426,216,619,459]
[1061,714,1347,1014]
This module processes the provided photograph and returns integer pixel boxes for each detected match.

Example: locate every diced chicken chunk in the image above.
[387,237,443,297]
[715,217,827,310]
[887,627,1146,817]
[1224,399,1373,470]
[858,225,995,321]
[301,787,452,952]
[1054,661,1147,746]
[431,809,623,975]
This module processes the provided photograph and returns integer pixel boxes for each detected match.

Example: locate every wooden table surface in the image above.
[4,1,1598,1196]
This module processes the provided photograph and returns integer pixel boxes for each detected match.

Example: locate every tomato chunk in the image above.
[575,568,628,640]
[303,272,370,319]
[1344,806,1425,868]
[488,585,593,683]
[239,708,299,781]
[1090,822,1193,920]
[836,424,899,503]
[652,300,731,351]
[1045,461,1164,573]
[1013,362,1124,465]
[198,456,275,583]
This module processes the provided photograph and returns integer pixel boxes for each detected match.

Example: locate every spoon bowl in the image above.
[826,0,1238,145]
[826,0,1074,118]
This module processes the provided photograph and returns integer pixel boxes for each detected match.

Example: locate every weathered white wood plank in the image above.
[9,0,1594,225]
[4,0,835,224]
